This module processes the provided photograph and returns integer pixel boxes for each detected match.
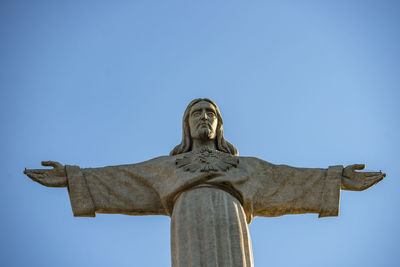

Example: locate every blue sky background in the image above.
[1,1,399,266]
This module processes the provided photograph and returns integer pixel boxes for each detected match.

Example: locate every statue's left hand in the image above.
[24,161,67,187]
[341,164,386,191]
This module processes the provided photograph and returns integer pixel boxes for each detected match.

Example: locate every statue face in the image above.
[188,101,218,141]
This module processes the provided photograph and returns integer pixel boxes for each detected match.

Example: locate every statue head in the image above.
[170,98,238,156]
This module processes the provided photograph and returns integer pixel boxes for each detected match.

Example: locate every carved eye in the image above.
[207,112,216,117]
[192,111,201,117]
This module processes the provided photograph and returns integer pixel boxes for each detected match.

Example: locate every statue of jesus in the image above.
[24,98,385,267]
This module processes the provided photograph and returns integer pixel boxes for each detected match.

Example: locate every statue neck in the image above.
[191,138,217,151]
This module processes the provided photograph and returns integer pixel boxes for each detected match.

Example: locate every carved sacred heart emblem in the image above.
[175,147,239,172]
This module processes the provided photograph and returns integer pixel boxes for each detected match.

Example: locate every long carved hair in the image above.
[170,98,238,156]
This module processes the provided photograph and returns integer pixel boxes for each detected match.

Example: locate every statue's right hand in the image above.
[24,161,67,187]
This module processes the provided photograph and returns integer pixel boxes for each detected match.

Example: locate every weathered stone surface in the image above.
[24,98,386,267]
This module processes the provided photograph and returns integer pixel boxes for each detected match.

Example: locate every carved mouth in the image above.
[198,123,211,129]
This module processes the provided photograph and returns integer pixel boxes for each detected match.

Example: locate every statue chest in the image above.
[175,148,239,173]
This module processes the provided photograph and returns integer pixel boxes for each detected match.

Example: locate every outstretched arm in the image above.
[249,158,385,219]
[24,160,167,217]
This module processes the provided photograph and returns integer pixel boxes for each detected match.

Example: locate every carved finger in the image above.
[24,170,43,176]
[41,161,63,169]
[373,172,385,180]
[362,172,384,177]
[28,169,47,174]
[363,173,386,181]
[25,172,66,187]
[24,168,51,178]
[360,174,385,190]
[25,172,45,181]
[351,164,366,171]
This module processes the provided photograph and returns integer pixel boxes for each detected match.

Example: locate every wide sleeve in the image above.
[250,161,343,218]
[65,162,167,217]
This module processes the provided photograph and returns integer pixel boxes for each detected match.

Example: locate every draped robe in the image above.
[65,149,343,267]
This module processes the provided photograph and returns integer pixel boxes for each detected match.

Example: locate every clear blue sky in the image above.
[1,1,399,266]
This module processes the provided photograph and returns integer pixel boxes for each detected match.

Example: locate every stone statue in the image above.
[24,98,385,267]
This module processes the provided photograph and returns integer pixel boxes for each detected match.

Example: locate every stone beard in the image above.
[198,127,214,139]
[24,98,386,267]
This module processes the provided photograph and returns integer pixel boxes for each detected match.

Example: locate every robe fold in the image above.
[65,152,343,267]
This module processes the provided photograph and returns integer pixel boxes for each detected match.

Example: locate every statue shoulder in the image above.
[136,155,177,167]
[102,155,175,170]
[238,155,274,166]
